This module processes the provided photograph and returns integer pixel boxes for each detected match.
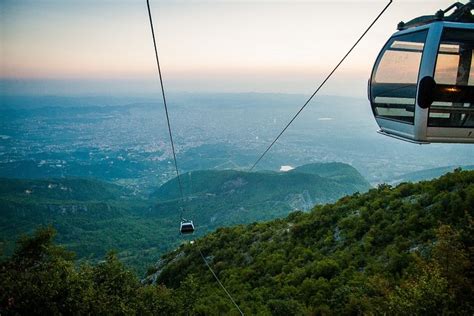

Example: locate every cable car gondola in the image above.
[369,1,474,143]
[180,219,195,234]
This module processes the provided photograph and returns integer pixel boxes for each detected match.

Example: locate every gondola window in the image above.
[371,30,428,123]
[430,28,474,128]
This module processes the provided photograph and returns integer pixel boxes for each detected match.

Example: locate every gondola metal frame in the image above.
[369,1,474,144]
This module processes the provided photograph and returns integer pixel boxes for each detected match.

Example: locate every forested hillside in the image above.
[1,169,472,315]
[0,178,158,273]
[151,168,473,314]
[0,163,368,274]
[153,163,370,229]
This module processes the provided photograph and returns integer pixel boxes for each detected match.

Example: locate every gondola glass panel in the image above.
[371,30,428,123]
[430,28,474,128]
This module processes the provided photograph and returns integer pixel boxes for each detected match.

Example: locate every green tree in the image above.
[0,226,80,315]
[178,274,200,315]
[137,285,180,315]
[387,260,451,315]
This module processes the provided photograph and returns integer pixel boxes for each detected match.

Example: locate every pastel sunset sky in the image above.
[1,0,456,95]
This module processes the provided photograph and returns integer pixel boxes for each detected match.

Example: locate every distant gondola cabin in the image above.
[180,220,195,234]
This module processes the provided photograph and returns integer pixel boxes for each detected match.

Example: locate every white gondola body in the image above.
[369,21,474,143]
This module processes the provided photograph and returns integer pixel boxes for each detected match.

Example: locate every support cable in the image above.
[199,248,245,315]
[146,0,185,217]
[146,4,242,312]
[249,0,393,171]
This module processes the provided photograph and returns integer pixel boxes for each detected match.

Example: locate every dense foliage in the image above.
[153,163,370,231]
[0,178,163,274]
[0,227,181,315]
[1,169,472,315]
[153,169,473,315]
[0,163,368,274]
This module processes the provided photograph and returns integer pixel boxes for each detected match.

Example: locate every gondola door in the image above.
[426,22,474,142]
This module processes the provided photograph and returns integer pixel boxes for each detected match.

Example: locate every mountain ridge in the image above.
[0,162,370,274]
[155,162,370,202]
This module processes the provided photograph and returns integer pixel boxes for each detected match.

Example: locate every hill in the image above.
[291,162,369,189]
[0,162,369,274]
[1,169,472,315]
[146,169,474,315]
[0,177,129,201]
[155,163,370,202]
[151,163,370,232]
[393,165,474,183]
[0,177,157,272]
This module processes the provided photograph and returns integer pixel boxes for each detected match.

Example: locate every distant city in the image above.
[1,93,473,194]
